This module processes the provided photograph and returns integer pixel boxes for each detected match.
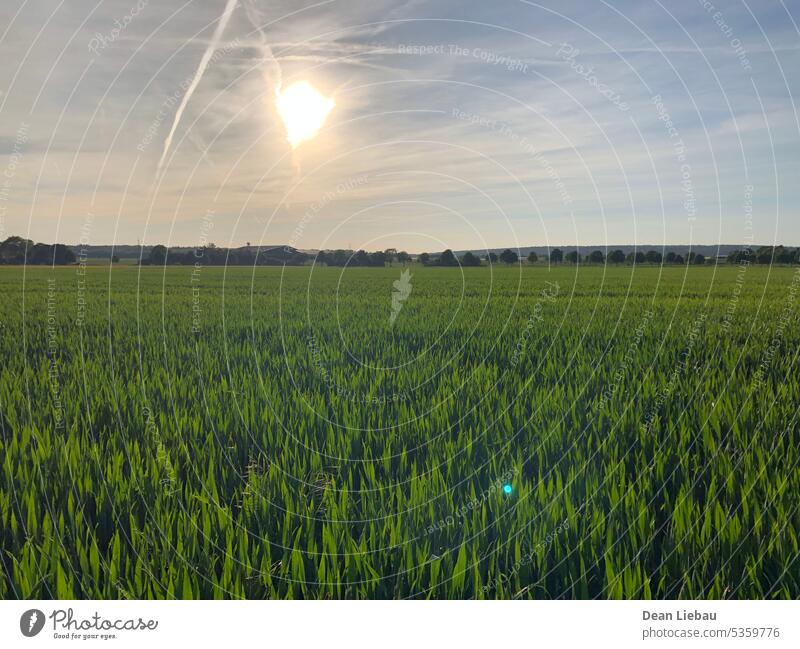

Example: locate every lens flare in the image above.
[275,81,335,149]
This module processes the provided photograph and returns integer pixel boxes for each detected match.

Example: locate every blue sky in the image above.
[0,0,798,251]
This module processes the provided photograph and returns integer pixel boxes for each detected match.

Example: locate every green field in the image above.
[1,263,799,599]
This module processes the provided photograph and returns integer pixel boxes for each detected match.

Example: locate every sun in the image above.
[275,81,335,149]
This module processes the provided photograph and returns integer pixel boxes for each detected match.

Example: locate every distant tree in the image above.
[486,252,498,264]
[369,251,388,267]
[775,246,794,264]
[236,248,255,265]
[111,255,120,263]
[62,243,78,264]
[328,249,349,266]
[384,248,397,265]
[419,252,430,264]
[499,249,519,264]
[645,250,662,264]
[755,246,774,264]
[565,250,580,265]
[550,248,563,264]
[626,251,645,265]
[55,244,76,264]
[147,244,167,266]
[527,251,538,264]
[290,251,310,266]
[692,253,706,265]
[727,249,752,264]
[203,245,225,264]
[315,251,329,265]
[608,249,625,264]
[438,249,458,266]
[397,251,411,265]
[29,243,51,264]
[587,250,605,264]
[0,236,29,264]
[761,246,780,263]
[674,254,684,264]
[665,251,677,264]
[17,242,76,265]
[354,250,371,266]
[461,251,481,266]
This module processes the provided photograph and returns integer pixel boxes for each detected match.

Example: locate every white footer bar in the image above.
[1,600,796,648]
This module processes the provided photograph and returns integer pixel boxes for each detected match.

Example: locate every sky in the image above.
[0,0,798,252]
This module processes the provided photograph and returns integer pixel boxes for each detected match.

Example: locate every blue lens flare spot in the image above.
[503,484,513,495]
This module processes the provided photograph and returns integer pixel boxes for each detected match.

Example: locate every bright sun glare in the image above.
[275,81,335,149]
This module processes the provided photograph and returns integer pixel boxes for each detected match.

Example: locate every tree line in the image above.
[1,236,798,267]
[0,236,77,265]
[417,246,800,267]
[141,244,309,266]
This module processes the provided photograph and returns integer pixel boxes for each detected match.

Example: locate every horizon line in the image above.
[2,235,793,255]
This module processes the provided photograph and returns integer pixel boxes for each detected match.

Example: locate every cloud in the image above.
[0,0,797,248]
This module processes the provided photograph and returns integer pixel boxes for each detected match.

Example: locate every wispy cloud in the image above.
[0,0,797,249]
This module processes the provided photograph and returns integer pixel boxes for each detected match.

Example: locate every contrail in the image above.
[156,0,239,175]
[242,0,282,91]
